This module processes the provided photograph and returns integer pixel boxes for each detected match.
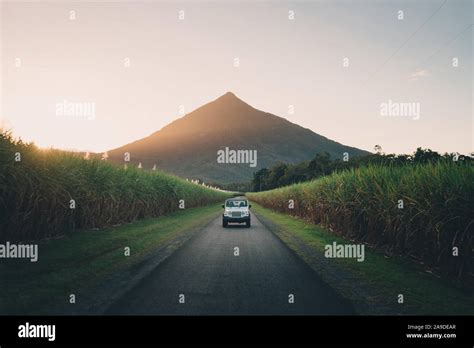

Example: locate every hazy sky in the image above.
[1,0,472,154]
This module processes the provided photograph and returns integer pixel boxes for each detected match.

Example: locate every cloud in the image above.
[409,69,430,81]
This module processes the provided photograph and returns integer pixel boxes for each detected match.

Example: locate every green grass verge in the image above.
[0,203,222,314]
[251,202,474,315]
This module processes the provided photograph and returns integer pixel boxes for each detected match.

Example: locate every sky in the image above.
[1,0,472,155]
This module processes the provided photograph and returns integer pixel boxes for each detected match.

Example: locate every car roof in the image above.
[226,197,248,201]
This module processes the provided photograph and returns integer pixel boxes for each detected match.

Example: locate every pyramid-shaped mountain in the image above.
[107,92,370,183]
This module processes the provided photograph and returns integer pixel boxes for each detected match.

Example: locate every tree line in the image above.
[251,147,473,192]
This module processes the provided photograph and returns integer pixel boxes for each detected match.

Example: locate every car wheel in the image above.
[246,221,251,228]
[223,220,228,228]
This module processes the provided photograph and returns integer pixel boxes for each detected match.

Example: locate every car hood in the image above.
[225,207,249,211]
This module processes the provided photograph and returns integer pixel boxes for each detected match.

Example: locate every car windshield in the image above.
[226,200,248,207]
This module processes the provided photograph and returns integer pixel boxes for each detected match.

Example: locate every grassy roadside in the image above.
[250,202,474,315]
[0,203,222,315]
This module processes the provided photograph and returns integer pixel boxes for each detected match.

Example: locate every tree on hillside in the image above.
[308,152,331,178]
[268,163,288,189]
[252,168,270,192]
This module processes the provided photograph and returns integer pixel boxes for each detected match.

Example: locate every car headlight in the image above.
[242,211,249,216]
[224,211,232,216]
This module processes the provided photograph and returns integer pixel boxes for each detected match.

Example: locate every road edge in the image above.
[63,211,222,315]
[251,205,401,315]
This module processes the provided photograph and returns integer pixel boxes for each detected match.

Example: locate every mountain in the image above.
[107,92,370,183]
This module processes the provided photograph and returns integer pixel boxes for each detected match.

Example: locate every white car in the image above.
[222,198,251,228]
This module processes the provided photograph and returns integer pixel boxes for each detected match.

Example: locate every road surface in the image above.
[106,212,354,315]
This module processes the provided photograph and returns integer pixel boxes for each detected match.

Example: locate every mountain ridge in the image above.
[108,92,370,183]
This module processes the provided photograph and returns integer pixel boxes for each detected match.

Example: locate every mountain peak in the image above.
[217,91,242,102]
[223,91,237,98]
[213,91,252,110]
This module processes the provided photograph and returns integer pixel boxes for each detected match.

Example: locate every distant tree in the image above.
[248,148,472,192]
[308,152,331,178]
[280,163,307,186]
[268,163,288,189]
[413,147,441,163]
[374,144,383,154]
[252,168,270,191]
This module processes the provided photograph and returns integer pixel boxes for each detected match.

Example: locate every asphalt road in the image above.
[106,212,354,315]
